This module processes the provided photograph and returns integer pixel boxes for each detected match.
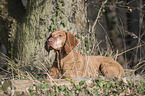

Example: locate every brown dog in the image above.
[45,30,125,79]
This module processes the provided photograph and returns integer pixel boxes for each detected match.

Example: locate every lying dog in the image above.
[45,30,125,79]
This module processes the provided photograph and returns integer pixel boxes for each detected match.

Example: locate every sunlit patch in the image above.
[51,36,66,50]
[56,38,62,45]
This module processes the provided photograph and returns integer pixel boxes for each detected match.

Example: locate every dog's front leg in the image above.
[48,67,61,78]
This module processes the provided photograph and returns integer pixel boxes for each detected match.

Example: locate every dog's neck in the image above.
[53,47,67,65]
[58,47,70,59]
[55,47,75,65]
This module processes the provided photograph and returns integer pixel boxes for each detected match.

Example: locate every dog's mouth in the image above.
[45,41,53,51]
[45,42,60,52]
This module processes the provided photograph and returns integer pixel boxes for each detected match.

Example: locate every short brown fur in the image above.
[45,31,125,79]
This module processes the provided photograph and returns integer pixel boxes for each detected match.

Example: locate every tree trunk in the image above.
[0,0,9,72]
[9,0,87,69]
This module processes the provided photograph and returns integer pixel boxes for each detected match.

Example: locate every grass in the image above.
[0,74,144,95]
[0,53,145,95]
[0,0,145,95]
[0,49,145,95]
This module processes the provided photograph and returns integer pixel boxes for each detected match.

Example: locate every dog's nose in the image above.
[48,38,53,44]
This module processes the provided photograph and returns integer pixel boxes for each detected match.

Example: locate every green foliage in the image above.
[26,77,145,95]
[0,59,145,96]
[1,0,145,95]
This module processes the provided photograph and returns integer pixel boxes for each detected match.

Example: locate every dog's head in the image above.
[45,31,78,54]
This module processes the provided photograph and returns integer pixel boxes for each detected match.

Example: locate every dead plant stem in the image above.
[117,43,145,56]
[91,0,108,32]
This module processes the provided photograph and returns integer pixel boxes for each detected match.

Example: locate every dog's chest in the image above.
[60,52,85,78]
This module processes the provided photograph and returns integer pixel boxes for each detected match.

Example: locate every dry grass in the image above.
[0,0,145,95]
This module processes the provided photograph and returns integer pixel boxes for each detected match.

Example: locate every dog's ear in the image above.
[64,32,78,54]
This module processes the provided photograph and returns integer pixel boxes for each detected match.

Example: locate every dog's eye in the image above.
[59,35,62,37]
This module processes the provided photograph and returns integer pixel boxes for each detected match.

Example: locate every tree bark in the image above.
[9,0,87,68]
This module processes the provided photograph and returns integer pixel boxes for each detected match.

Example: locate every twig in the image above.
[128,63,145,76]
[117,43,145,56]
[91,0,108,32]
